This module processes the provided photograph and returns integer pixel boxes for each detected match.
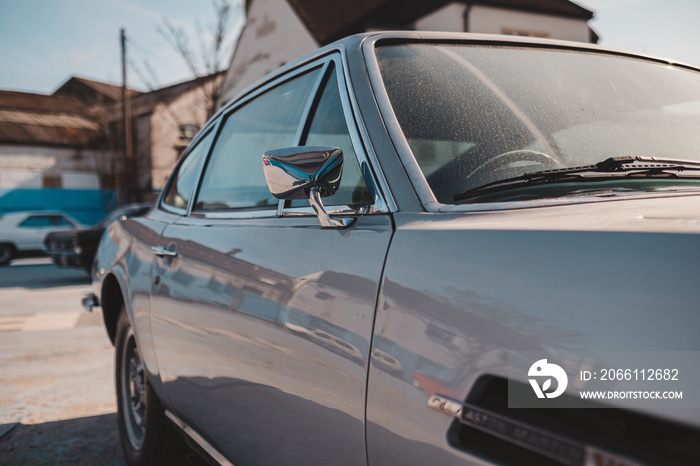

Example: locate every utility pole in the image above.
[120,28,133,204]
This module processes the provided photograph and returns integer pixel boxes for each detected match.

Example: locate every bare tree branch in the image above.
[158,0,243,117]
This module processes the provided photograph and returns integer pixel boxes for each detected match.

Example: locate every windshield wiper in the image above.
[454,156,700,202]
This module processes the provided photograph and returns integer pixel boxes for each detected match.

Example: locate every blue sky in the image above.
[0,0,244,94]
[0,0,699,95]
[578,0,700,65]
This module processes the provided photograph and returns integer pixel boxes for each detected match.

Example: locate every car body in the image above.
[0,211,82,265]
[44,203,151,273]
[90,32,700,466]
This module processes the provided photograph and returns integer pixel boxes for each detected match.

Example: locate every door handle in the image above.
[150,246,178,257]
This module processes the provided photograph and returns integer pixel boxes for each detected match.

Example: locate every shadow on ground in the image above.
[0,263,90,289]
[0,414,124,465]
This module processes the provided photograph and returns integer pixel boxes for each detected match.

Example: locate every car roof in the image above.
[0,211,79,224]
[222,31,700,113]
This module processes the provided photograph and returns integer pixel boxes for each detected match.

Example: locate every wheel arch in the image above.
[101,272,125,345]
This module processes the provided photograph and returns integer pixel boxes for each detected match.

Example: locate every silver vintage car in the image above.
[89,32,700,465]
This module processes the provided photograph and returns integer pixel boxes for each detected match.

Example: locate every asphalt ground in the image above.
[0,258,125,465]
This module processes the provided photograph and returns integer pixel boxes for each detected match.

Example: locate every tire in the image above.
[0,244,14,266]
[115,309,172,465]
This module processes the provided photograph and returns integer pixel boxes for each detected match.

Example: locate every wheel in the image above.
[115,309,170,465]
[0,244,15,266]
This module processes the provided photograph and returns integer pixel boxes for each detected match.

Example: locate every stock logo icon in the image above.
[528,359,568,399]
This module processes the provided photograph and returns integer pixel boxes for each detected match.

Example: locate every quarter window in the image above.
[162,130,214,210]
[300,67,371,207]
[194,69,321,212]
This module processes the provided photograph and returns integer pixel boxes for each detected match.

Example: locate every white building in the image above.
[0,74,222,223]
[219,0,596,105]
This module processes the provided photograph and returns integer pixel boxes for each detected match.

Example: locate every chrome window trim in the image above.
[338,44,397,213]
[159,123,218,217]
[293,61,332,145]
[362,35,441,212]
[165,410,234,466]
[281,51,391,217]
[185,121,220,216]
[282,205,368,217]
[192,209,280,220]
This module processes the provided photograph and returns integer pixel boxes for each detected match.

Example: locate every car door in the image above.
[149,56,394,465]
[17,215,55,250]
[109,127,215,397]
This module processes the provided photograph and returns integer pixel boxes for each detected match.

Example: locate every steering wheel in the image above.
[425,148,560,203]
[465,149,560,186]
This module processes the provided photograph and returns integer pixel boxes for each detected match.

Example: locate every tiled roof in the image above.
[0,122,96,147]
[0,90,89,115]
[54,76,142,103]
[0,90,100,147]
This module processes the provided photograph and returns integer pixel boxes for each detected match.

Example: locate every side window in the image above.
[20,216,52,228]
[19,217,38,228]
[194,69,321,212]
[293,66,371,207]
[162,130,214,210]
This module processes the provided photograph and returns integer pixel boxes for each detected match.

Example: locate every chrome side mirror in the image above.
[262,146,355,228]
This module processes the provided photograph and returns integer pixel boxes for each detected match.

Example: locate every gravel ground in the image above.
[0,259,125,465]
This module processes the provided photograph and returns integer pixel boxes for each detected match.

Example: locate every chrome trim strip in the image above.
[282,205,360,217]
[427,396,641,466]
[427,394,463,418]
[160,203,188,216]
[150,246,178,257]
[194,209,279,220]
[165,410,234,466]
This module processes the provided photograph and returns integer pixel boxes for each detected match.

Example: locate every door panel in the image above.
[150,214,392,464]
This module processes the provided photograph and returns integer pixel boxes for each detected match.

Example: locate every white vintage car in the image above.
[0,211,82,265]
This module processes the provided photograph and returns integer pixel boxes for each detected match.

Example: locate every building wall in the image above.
[470,5,590,41]
[0,144,113,223]
[218,0,318,105]
[219,1,594,107]
[148,83,214,190]
[416,3,591,42]
[415,2,466,32]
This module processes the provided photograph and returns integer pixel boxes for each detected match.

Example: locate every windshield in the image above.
[375,43,700,204]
